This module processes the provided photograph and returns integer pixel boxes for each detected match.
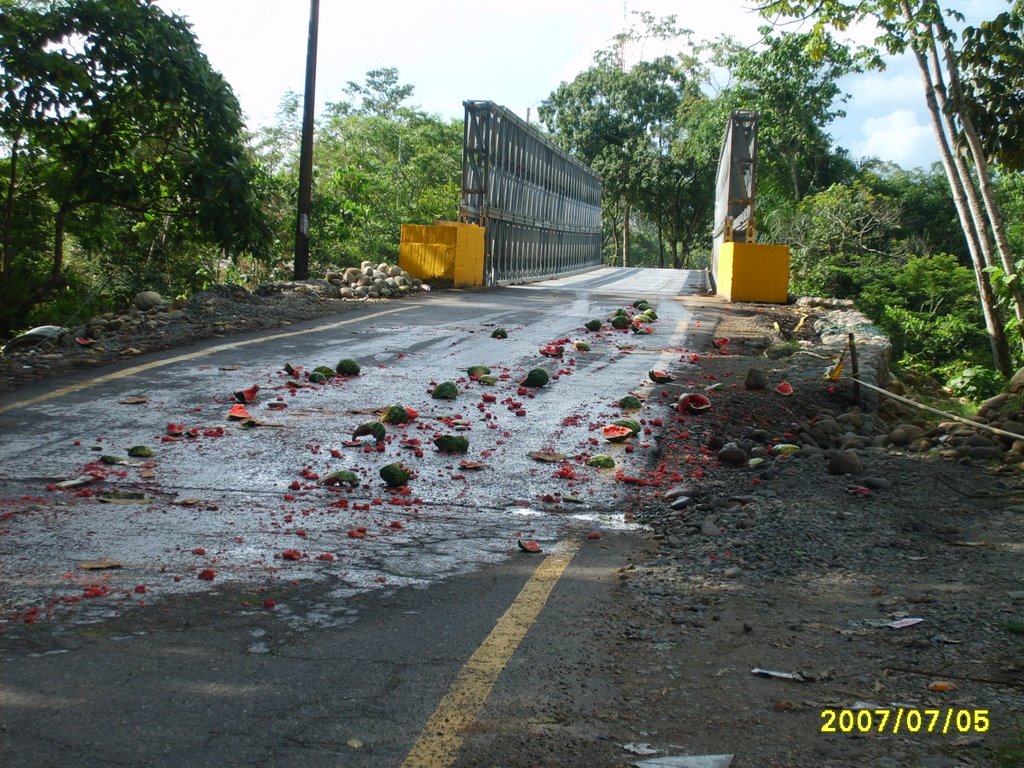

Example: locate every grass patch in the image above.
[764,340,801,359]
[1003,619,1024,636]
[995,724,1024,768]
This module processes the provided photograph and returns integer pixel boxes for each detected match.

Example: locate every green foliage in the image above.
[960,7,1024,171]
[0,0,270,334]
[943,364,1006,401]
[252,68,461,272]
[706,27,860,202]
[540,15,709,267]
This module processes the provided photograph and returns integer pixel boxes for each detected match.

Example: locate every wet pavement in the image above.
[0,268,713,630]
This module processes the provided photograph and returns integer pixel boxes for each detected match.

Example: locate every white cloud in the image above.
[853,109,937,167]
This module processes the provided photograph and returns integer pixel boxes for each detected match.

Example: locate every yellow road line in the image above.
[0,306,413,415]
[401,539,583,768]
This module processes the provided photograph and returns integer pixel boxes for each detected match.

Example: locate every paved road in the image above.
[0,267,716,767]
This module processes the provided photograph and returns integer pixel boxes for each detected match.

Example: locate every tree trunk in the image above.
[671,239,680,270]
[2,131,19,276]
[622,200,631,268]
[51,206,68,285]
[657,206,665,268]
[935,24,1024,350]
[901,1,1012,375]
[609,204,620,266]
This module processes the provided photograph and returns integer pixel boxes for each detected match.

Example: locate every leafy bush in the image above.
[942,363,1005,401]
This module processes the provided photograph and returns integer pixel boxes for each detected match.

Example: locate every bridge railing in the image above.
[459,101,603,285]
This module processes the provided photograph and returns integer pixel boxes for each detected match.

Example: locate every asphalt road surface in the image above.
[0,267,716,768]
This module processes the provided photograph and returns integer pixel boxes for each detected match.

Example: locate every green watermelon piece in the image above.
[353,420,386,442]
[431,381,459,399]
[380,462,412,488]
[433,435,470,453]
[522,368,549,388]
[336,358,361,376]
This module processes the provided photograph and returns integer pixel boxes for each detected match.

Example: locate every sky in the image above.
[155,0,1011,170]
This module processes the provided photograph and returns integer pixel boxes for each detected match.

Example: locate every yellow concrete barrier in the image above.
[399,222,485,287]
[716,242,790,303]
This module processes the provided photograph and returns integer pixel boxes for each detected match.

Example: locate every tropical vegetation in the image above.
[2,0,1022,398]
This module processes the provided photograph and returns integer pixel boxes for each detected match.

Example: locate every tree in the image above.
[706,27,860,205]
[251,69,462,271]
[757,0,1020,376]
[540,14,703,267]
[956,2,1024,171]
[0,0,269,331]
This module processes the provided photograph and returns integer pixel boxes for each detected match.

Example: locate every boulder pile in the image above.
[324,261,428,299]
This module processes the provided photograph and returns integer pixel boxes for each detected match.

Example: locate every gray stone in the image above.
[744,367,768,390]
[966,433,996,448]
[701,518,722,536]
[1000,420,1024,436]
[133,290,163,310]
[723,566,743,578]
[663,484,695,501]
[717,444,748,466]
[862,476,893,490]
[1009,367,1024,393]
[969,446,1004,462]
[828,451,863,475]
[887,427,910,446]
[818,417,842,435]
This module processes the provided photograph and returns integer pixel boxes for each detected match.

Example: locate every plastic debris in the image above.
[622,743,660,756]
[1,325,69,354]
[633,756,734,768]
[752,668,809,682]
[887,618,925,629]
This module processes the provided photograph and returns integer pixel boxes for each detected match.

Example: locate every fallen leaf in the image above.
[117,396,148,405]
[78,558,124,571]
[529,450,567,463]
[928,680,957,692]
[52,476,96,489]
[518,539,542,553]
[97,491,154,504]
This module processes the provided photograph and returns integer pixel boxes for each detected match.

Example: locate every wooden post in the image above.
[848,333,861,406]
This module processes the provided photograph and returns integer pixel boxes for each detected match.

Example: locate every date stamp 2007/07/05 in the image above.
[821,708,990,735]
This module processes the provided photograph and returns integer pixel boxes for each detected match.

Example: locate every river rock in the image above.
[744,367,768,390]
[133,291,163,311]
[828,450,863,475]
[717,444,749,466]
[970,446,1004,462]
[663,484,696,501]
[701,518,722,536]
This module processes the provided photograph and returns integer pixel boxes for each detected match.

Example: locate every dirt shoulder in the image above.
[604,298,1024,768]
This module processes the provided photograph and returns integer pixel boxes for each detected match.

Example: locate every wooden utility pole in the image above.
[293,0,320,280]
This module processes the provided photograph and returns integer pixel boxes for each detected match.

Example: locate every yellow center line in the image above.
[400,539,583,768]
[0,305,413,415]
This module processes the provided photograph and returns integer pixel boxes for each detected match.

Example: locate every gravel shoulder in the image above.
[605,299,1024,768]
